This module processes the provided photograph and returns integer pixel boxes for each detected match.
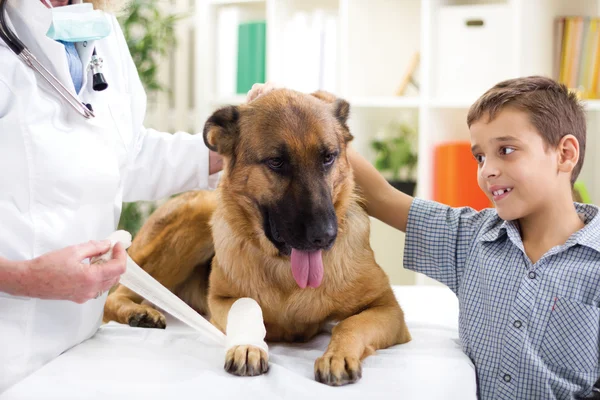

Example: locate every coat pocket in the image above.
[540,296,600,372]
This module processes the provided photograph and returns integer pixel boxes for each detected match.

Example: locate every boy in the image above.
[248,76,600,399]
[349,76,600,399]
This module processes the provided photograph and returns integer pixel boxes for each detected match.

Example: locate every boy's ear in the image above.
[202,106,240,156]
[310,90,353,142]
[556,134,580,174]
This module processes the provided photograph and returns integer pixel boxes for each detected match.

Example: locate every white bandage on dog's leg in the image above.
[90,230,132,264]
[225,298,268,354]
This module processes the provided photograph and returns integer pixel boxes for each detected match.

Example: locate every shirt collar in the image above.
[570,203,600,253]
[479,219,512,243]
[479,203,600,254]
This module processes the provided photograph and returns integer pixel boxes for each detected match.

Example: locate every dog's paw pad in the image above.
[314,354,362,386]
[224,345,269,377]
[127,308,166,329]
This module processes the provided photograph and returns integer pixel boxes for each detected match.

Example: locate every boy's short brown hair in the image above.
[467,76,586,185]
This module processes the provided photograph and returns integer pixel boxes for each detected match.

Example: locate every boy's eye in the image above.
[500,147,515,155]
[473,154,485,164]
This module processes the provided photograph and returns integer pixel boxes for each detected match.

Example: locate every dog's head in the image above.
[203,89,354,289]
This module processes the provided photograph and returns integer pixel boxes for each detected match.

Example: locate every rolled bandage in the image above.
[225,298,268,354]
[90,230,132,264]
[90,230,226,345]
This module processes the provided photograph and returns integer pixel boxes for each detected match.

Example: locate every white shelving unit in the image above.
[193,0,600,284]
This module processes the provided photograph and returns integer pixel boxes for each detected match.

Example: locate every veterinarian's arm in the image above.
[347,147,413,232]
[0,257,23,294]
[112,20,222,202]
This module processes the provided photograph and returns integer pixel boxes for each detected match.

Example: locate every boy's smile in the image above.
[469,108,562,221]
[489,185,512,202]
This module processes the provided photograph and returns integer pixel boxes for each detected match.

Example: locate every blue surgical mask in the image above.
[45,3,112,43]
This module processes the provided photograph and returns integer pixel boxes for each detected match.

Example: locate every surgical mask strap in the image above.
[42,0,53,8]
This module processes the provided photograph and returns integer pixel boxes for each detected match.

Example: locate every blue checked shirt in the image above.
[404,198,600,399]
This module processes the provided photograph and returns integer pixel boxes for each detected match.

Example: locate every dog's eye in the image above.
[267,158,284,170]
[323,153,337,166]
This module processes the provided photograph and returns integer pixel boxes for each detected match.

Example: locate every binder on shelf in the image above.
[555,16,600,99]
[281,11,338,93]
[236,21,267,95]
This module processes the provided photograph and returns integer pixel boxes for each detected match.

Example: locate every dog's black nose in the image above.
[307,220,337,248]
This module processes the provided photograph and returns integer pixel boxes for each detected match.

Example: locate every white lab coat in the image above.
[0,0,211,392]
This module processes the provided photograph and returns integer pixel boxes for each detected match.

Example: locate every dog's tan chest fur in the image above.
[209,198,389,343]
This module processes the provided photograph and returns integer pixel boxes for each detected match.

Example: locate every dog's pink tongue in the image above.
[290,249,323,289]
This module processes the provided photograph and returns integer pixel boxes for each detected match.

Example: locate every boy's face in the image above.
[470,108,562,221]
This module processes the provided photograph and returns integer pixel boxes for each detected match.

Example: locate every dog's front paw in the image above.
[224,345,269,377]
[127,305,166,329]
[314,354,362,386]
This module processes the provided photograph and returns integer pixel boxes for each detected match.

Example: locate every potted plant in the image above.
[370,119,418,196]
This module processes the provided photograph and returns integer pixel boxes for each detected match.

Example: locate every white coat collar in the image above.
[5,0,96,94]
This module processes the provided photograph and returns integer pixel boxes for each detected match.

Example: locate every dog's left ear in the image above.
[202,105,240,156]
[311,90,352,142]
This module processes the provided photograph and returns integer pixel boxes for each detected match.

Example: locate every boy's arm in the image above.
[402,199,487,293]
[347,147,413,231]
[348,147,493,293]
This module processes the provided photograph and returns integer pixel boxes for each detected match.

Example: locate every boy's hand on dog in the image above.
[224,345,269,377]
[246,81,280,103]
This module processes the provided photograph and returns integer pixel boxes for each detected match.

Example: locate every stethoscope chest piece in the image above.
[90,48,108,91]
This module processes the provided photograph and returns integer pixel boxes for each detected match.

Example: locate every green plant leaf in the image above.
[118,0,186,94]
[369,118,418,180]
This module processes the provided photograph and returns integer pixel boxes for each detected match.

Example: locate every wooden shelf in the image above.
[349,96,420,108]
[209,0,264,5]
[583,100,600,111]
[211,95,422,109]
[427,98,475,109]
[210,95,247,106]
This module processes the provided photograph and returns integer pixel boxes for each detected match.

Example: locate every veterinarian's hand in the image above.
[15,240,127,303]
[246,81,280,102]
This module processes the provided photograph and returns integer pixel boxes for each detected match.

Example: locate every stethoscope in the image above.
[0,0,108,119]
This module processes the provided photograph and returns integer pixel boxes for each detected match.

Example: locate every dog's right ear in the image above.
[311,90,352,142]
[311,90,350,127]
[202,106,240,156]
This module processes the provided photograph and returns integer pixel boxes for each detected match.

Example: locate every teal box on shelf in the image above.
[236,21,266,94]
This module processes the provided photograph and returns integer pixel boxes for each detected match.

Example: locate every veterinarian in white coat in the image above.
[0,0,222,392]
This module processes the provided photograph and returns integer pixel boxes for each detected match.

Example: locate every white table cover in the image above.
[1,285,476,400]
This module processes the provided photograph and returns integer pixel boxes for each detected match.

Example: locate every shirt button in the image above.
[513,320,522,328]
[503,374,512,382]
[528,271,536,279]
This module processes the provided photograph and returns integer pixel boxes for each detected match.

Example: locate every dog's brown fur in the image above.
[104,89,411,386]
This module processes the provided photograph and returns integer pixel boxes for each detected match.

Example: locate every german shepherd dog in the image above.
[103,89,411,386]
